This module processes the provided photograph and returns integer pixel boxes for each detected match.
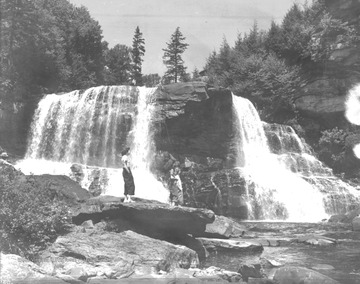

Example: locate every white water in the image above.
[17,86,169,203]
[233,95,330,221]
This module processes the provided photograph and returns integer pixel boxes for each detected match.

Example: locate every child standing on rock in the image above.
[169,162,183,206]
[121,147,135,203]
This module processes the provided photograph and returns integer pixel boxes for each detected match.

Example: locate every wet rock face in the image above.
[182,167,248,219]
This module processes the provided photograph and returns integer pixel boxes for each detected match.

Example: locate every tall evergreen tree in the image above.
[162,27,189,83]
[131,26,145,86]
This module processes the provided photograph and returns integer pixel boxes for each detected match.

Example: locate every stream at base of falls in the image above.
[202,221,360,284]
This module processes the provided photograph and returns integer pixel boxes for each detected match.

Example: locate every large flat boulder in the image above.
[72,195,215,235]
[38,229,199,281]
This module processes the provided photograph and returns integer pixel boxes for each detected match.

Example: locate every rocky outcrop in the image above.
[38,229,199,281]
[153,82,235,160]
[72,195,215,235]
[30,174,91,204]
[294,0,360,131]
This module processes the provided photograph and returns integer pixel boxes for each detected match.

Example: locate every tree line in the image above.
[0,0,191,106]
[204,0,358,122]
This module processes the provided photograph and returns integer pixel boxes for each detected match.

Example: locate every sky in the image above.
[69,0,307,75]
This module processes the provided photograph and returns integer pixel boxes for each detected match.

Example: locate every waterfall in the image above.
[233,95,360,222]
[17,86,169,203]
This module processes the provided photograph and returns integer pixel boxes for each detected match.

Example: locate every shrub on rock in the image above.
[0,162,72,260]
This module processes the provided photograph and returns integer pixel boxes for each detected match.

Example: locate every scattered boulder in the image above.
[0,253,66,284]
[72,195,215,235]
[296,234,337,246]
[197,238,263,253]
[273,266,340,284]
[238,262,264,281]
[195,215,247,238]
[38,229,199,280]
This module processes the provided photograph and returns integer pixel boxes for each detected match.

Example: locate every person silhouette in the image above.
[121,147,135,203]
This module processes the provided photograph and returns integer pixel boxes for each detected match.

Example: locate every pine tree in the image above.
[162,27,189,83]
[131,26,145,86]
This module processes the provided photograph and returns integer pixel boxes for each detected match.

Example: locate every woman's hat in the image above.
[121,147,130,156]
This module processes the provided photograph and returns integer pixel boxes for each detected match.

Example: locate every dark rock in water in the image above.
[72,195,215,235]
[30,174,91,204]
[196,238,263,253]
[273,266,340,284]
[38,229,199,279]
[0,253,67,283]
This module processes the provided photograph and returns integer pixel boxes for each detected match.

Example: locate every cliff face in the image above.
[295,0,360,130]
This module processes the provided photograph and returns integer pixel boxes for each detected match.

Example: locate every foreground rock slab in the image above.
[72,195,215,235]
[39,229,199,281]
[0,253,66,283]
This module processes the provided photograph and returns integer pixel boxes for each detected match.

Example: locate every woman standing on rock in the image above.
[121,147,135,203]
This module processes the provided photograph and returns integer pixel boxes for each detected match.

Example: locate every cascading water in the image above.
[17,86,169,203]
[233,94,360,222]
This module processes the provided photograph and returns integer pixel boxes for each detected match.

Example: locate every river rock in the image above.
[38,229,199,280]
[0,253,66,283]
[197,238,263,253]
[72,195,215,235]
[296,234,337,246]
[195,215,247,238]
[273,266,340,284]
[192,266,243,282]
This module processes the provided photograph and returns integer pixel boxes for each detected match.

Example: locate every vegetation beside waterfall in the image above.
[0,169,71,261]
[203,1,360,178]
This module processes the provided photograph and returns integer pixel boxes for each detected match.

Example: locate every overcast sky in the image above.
[69,0,307,75]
